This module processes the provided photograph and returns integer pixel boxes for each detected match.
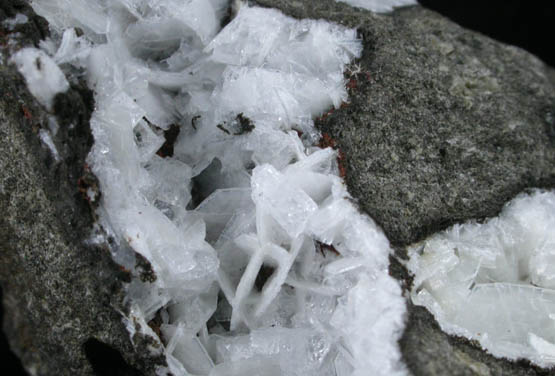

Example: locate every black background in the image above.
[2,1,555,375]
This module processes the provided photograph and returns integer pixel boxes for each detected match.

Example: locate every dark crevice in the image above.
[254,264,275,292]
[0,287,28,376]
[156,123,181,158]
[207,293,232,333]
[189,158,223,210]
[220,1,235,29]
[83,338,142,376]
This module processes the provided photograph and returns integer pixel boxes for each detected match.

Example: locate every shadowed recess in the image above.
[83,338,142,376]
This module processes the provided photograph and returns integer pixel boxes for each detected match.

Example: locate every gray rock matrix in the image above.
[1,0,554,375]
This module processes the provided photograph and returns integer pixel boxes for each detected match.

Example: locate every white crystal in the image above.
[336,0,417,13]
[163,324,215,375]
[31,0,108,35]
[408,190,555,367]
[196,188,254,243]
[252,164,318,239]
[3,14,29,31]
[52,28,92,67]
[38,129,60,161]
[11,47,69,110]
[213,327,332,375]
[144,156,193,208]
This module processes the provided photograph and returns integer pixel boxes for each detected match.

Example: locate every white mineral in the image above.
[2,13,29,31]
[408,190,555,367]
[38,128,60,161]
[336,0,417,13]
[25,0,415,375]
[11,47,69,110]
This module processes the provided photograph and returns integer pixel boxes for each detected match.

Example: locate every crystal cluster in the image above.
[27,1,407,375]
[11,47,69,110]
[408,190,555,367]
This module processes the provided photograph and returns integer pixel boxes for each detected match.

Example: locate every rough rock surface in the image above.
[253,0,555,375]
[1,0,555,375]
[0,1,165,375]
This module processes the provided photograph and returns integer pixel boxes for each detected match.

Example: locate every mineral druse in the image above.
[16,0,553,373]
[408,190,555,367]
[20,1,410,375]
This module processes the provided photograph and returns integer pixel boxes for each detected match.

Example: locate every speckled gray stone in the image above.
[0,1,165,375]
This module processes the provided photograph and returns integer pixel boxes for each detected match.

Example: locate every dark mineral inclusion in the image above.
[2,0,555,375]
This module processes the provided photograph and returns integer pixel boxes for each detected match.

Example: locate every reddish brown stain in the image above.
[22,105,32,120]
[347,77,357,89]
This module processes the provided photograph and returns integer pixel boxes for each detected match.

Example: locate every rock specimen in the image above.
[1,0,555,375]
